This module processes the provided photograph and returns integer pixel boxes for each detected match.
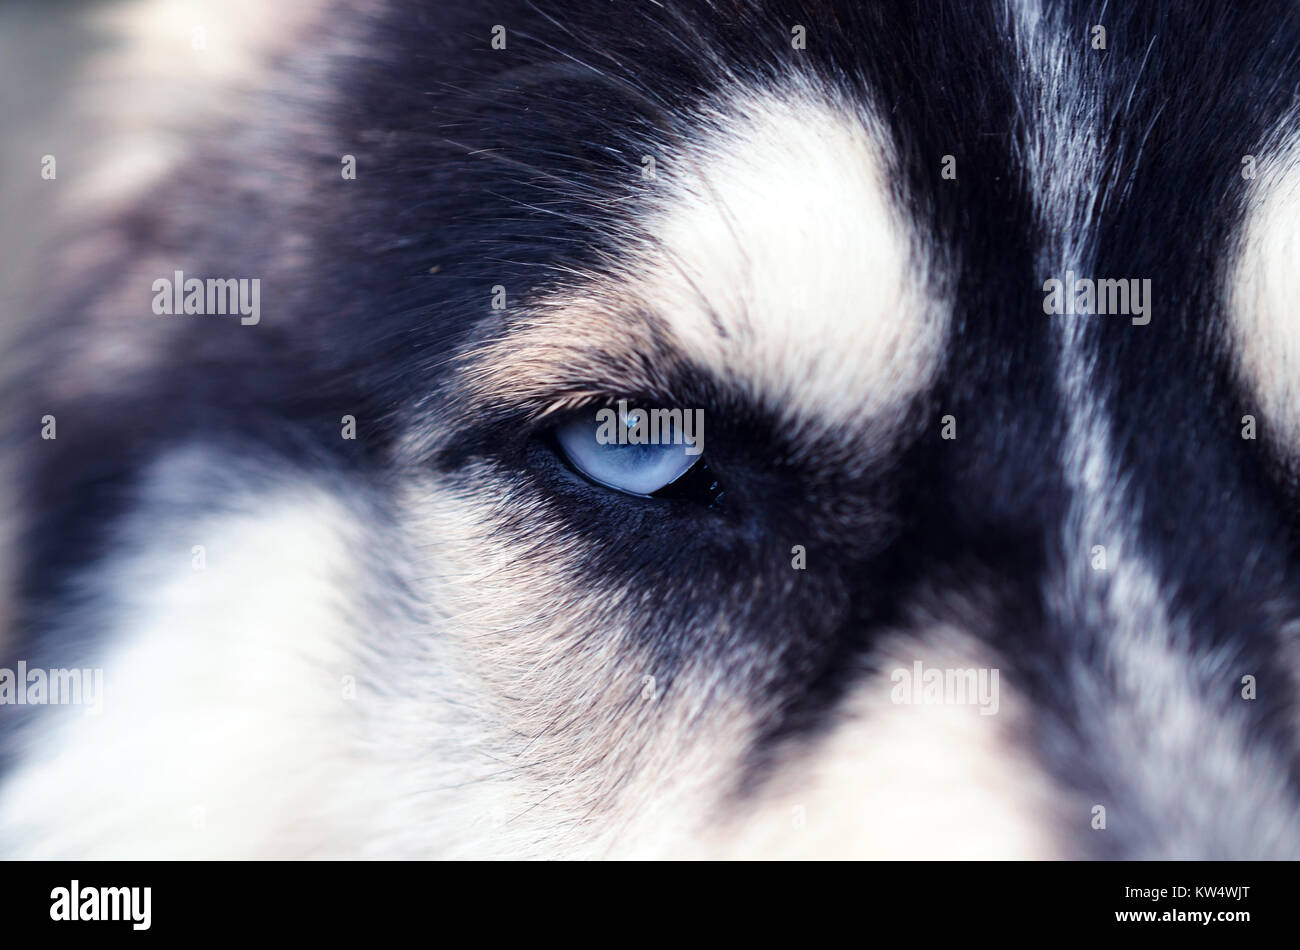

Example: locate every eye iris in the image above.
[555,409,701,497]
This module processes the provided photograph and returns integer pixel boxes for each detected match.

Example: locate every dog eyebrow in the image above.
[452,298,703,423]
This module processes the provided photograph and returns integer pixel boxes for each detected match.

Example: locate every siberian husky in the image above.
[1,0,1298,859]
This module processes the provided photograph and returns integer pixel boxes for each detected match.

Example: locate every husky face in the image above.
[2,0,1300,858]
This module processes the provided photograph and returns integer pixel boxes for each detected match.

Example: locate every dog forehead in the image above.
[619,87,950,427]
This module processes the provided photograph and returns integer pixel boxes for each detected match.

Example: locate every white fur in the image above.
[666,632,1063,859]
[0,453,365,857]
[621,82,952,434]
[1229,127,1300,456]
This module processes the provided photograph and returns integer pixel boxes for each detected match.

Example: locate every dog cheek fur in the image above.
[387,468,786,858]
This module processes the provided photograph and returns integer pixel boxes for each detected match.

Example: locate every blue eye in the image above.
[554,407,702,497]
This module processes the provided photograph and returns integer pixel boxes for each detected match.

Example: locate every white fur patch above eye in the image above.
[1230,128,1300,456]
[624,83,951,432]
